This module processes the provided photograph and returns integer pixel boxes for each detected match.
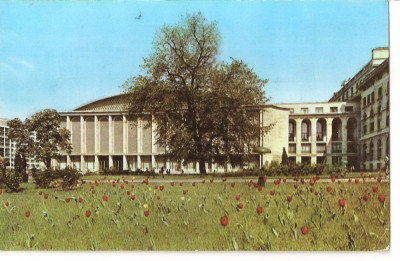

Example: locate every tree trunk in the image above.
[45,158,51,169]
[199,159,207,175]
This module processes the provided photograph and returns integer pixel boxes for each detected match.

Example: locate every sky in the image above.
[0,0,388,120]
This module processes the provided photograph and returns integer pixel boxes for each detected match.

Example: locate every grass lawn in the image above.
[0,176,389,250]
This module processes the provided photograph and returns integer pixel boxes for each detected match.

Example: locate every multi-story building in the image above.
[0,118,15,168]
[330,47,389,171]
[53,47,388,173]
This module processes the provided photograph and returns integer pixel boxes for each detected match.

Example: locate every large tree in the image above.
[123,12,271,174]
[8,109,72,170]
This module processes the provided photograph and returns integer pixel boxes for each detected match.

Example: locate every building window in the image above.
[288,120,295,142]
[316,119,326,141]
[371,92,375,102]
[344,106,353,112]
[378,87,382,98]
[369,141,374,161]
[386,114,389,127]
[370,121,374,132]
[387,81,390,94]
[289,144,296,153]
[317,144,326,153]
[332,118,341,141]
[315,107,323,113]
[330,107,338,113]
[377,139,382,160]
[301,120,311,141]
[332,156,342,165]
[377,117,381,130]
[301,144,311,153]
[363,97,367,106]
[332,143,342,153]
[300,107,309,114]
[386,136,390,156]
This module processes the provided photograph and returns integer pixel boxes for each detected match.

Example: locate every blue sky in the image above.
[0,1,388,120]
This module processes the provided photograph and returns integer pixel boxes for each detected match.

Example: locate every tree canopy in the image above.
[8,109,72,169]
[123,12,271,173]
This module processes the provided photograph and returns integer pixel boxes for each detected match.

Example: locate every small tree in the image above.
[281,147,288,165]
[26,109,72,169]
[8,118,31,181]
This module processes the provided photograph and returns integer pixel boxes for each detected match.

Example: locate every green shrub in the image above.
[2,170,21,192]
[32,169,57,188]
[55,168,82,188]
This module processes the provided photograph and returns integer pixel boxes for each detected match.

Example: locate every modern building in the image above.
[0,118,15,168]
[54,47,389,173]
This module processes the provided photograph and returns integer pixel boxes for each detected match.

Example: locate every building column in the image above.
[196,162,200,173]
[80,116,85,154]
[137,118,142,153]
[109,155,113,169]
[81,155,86,173]
[94,155,99,172]
[123,155,128,170]
[137,155,142,170]
[325,118,333,165]
[295,118,302,160]
[151,114,157,154]
[94,115,99,153]
[109,115,113,154]
[123,115,128,154]
[67,155,71,168]
[66,116,71,131]
[341,117,348,163]
[151,155,156,170]
[311,118,317,164]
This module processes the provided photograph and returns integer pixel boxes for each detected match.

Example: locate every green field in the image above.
[0,177,389,250]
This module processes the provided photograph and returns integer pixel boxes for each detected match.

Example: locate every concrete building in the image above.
[54,47,389,173]
[330,47,389,171]
[0,118,15,168]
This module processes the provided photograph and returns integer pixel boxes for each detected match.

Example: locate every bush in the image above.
[2,170,21,192]
[32,169,56,188]
[55,168,82,188]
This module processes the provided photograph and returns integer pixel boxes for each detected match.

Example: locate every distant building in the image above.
[54,47,389,173]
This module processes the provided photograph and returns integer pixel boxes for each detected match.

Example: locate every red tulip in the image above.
[131,184,135,189]
[355,179,359,184]
[294,184,298,189]
[372,186,379,193]
[377,177,382,183]
[154,185,158,190]
[270,191,275,196]
[144,210,149,217]
[179,182,183,187]
[310,179,315,186]
[120,184,124,189]
[301,179,305,184]
[348,178,352,183]
[78,197,83,203]
[44,194,49,199]
[248,183,252,188]
[91,190,95,194]
[202,180,205,184]
[220,216,228,226]
[254,183,258,188]
[192,182,195,187]
[331,177,336,183]
[360,172,364,177]
[287,196,292,202]
[310,188,314,192]
[301,226,309,235]
[327,186,332,193]
[5,202,9,207]
[257,186,263,192]
[157,196,161,200]
[112,182,116,187]
[171,182,175,187]
[238,203,243,209]
[64,187,68,192]
[160,185,164,191]
[283,179,286,183]
[127,191,131,196]
[102,195,108,202]
[231,183,235,188]
[378,195,385,203]
[235,195,240,201]
[222,178,227,182]
[38,191,42,195]
[210,179,213,183]
[338,181,341,184]
[65,198,70,203]
[183,190,187,195]
[363,195,369,201]
[256,206,263,215]
[25,211,30,218]
[85,210,91,218]
[131,195,136,200]
[314,191,318,195]
[339,199,346,207]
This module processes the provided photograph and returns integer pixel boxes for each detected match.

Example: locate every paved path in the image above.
[83,177,389,184]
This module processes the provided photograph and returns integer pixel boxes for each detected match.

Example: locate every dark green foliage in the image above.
[55,168,82,189]
[281,147,288,165]
[14,152,28,182]
[32,169,56,188]
[123,12,272,174]
[3,170,21,192]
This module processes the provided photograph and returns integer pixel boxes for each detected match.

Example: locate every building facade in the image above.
[0,118,15,168]
[54,47,389,173]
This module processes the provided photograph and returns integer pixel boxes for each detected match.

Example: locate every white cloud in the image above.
[0,62,18,76]
[9,57,35,71]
